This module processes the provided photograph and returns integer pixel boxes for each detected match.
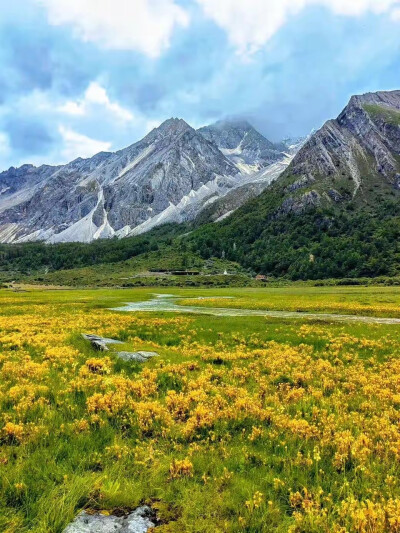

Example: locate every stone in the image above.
[63,506,156,533]
[327,189,344,202]
[117,351,159,363]
[82,334,124,352]
[92,340,108,352]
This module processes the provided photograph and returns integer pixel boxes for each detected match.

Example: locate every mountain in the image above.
[194,157,292,224]
[0,118,301,244]
[0,118,238,243]
[283,90,400,206]
[197,119,286,174]
[186,90,400,280]
[2,89,400,282]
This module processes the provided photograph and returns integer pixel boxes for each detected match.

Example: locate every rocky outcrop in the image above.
[63,506,156,533]
[82,334,123,351]
[82,334,159,363]
[276,190,322,217]
[116,351,159,362]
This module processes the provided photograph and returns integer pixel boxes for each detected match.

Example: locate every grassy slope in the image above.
[363,103,400,126]
[185,141,400,280]
[0,243,254,288]
[25,250,252,288]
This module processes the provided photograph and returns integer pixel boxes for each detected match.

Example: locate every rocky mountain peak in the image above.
[198,118,273,149]
[348,89,400,111]
[0,112,303,244]
[0,115,242,243]
[150,117,192,137]
[198,118,284,173]
[206,118,253,133]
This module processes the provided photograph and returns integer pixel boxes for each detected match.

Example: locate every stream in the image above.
[111,294,400,324]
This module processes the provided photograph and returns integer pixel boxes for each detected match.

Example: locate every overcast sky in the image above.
[1,0,400,170]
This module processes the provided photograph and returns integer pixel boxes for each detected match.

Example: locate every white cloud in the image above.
[391,7,400,19]
[59,125,112,161]
[0,132,11,169]
[38,0,189,58]
[196,0,400,55]
[59,82,134,122]
[0,133,10,157]
[58,101,85,116]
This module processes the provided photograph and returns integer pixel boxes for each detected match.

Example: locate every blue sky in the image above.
[1,0,400,170]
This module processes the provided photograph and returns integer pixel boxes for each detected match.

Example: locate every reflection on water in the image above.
[111,294,400,324]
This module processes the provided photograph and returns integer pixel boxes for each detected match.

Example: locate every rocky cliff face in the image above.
[181,91,400,281]
[284,90,400,205]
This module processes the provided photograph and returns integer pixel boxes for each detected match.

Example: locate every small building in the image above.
[171,270,201,276]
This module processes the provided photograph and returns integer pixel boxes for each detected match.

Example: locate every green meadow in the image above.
[1,286,400,532]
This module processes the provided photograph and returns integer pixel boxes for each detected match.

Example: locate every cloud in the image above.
[58,125,111,161]
[0,133,11,164]
[37,0,189,58]
[392,7,400,19]
[196,0,400,55]
[59,82,134,121]
[1,0,400,169]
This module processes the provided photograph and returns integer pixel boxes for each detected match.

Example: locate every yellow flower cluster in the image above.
[169,458,194,479]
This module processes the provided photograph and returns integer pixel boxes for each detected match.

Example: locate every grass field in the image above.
[177,285,400,317]
[1,286,400,531]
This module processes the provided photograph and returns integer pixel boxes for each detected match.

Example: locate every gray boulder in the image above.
[63,506,156,533]
[82,334,124,352]
[117,351,159,363]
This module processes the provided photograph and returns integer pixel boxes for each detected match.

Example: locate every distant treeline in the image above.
[2,194,400,282]
[0,224,187,274]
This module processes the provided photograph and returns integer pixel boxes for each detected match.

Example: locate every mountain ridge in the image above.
[284,89,400,207]
[0,117,296,244]
[2,89,400,282]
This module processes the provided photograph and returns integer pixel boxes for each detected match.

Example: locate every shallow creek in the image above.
[111,294,400,324]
